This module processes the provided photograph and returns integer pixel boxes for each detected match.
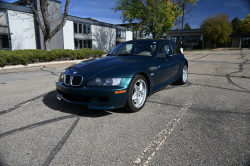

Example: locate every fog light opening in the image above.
[91,97,99,103]
[57,95,62,101]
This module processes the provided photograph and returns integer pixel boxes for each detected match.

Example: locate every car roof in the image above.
[129,39,174,43]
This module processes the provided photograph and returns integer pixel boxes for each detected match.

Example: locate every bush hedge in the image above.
[0,48,106,67]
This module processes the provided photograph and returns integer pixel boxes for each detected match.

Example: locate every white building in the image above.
[0,0,135,52]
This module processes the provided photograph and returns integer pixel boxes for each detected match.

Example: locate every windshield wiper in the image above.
[107,54,114,56]
[117,54,135,56]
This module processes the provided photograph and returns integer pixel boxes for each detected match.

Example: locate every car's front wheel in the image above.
[175,63,188,85]
[124,75,147,112]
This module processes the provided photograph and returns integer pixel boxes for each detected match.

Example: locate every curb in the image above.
[0,59,87,70]
[0,55,107,70]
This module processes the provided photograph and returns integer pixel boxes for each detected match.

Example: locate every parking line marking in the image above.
[134,101,192,166]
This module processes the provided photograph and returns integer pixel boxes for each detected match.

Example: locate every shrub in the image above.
[0,49,106,67]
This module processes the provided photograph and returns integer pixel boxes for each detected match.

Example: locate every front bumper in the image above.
[55,78,132,110]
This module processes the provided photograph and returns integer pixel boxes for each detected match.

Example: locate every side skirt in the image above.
[149,76,179,95]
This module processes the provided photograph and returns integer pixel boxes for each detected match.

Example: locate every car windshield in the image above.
[109,41,158,57]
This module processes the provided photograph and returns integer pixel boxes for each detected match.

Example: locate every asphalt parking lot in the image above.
[0,50,250,166]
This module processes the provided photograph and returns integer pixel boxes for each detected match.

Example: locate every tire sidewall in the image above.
[125,75,148,112]
[180,64,188,85]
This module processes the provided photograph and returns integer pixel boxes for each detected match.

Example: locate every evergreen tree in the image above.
[231,17,241,33]
[184,22,191,29]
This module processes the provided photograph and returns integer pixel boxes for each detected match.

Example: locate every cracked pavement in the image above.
[0,50,250,166]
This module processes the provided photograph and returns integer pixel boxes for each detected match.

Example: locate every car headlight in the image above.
[59,70,66,80]
[87,78,122,86]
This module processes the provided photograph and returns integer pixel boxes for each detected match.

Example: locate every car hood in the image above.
[65,56,152,78]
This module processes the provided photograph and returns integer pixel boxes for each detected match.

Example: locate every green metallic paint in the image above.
[56,39,188,110]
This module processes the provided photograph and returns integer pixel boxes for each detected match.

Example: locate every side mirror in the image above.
[164,53,174,59]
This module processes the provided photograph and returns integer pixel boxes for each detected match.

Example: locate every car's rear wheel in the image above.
[124,75,147,112]
[175,63,188,85]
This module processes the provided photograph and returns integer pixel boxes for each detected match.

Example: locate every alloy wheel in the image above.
[132,79,147,108]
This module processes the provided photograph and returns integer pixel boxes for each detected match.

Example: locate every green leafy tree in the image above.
[231,17,241,33]
[184,22,191,29]
[113,0,198,39]
[201,13,233,47]
[241,14,250,33]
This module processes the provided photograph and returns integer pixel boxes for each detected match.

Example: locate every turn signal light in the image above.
[115,90,126,94]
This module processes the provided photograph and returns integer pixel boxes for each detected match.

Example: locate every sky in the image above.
[62,0,250,29]
[2,0,250,29]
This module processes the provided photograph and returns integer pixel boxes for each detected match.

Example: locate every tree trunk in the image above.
[152,32,157,39]
[45,38,51,51]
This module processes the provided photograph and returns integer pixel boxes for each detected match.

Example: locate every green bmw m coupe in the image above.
[56,39,188,112]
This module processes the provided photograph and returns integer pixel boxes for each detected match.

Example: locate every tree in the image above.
[173,0,197,27]
[241,14,250,33]
[113,0,198,39]
[184,22,191,29]
[231,17,241,33]
[200,13,233,47]
[13,0,71,51]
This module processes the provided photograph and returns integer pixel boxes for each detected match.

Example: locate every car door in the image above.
[147,44,162,87]
[159,42,179,84]
[170,42,182,78]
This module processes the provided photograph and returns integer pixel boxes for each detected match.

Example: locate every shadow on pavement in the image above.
[43,91,132,117]
[0,157,5,166]
[243,158,250,166]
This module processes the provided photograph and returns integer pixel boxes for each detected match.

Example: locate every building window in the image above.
[88,40,92,48]
[74,23,78,33]
[242,37,250,48]
[88,25,91,35]
[171,36,182,45]
[2,35,9,48]
[116,30,126,39]
[0,35,10,50]
[74,39,79,50]
[74,39,92,50]
[74,22,91,35]
[79,24,83,34]
[171,36,201,44]
[79,40,83,48]
[83,25,87,34]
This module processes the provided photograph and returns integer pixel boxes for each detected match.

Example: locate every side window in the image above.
[171,43,181,55]
[158,42,172,59]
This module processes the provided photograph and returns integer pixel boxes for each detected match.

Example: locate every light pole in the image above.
[181,3,184,49]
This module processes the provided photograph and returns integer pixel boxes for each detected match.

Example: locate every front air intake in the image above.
[71,76,83,86]
[64,75,71,85]
[64,75,83,86]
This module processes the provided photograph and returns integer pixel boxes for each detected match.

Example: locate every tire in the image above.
[123,75,148,112]
[175,63,188,85]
